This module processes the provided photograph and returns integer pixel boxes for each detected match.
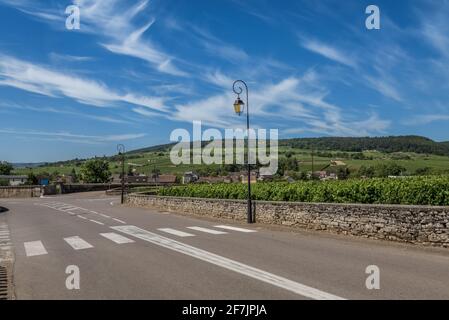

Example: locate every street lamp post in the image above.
[117,144,125,204]
[232,80,254,224]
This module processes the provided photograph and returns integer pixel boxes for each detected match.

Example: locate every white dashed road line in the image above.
[214,225,257,233]
[158,228,195,237]
[187,226,228,235]
[112,225,344,300]
[24,241,48,257]
[64,236,93,250]
[89,219,105,226]
[112,218,126,224]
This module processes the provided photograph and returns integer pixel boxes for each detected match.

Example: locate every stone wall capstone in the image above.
[125,193,449,248]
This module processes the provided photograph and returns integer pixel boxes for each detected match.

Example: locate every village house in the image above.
[0,175,28,186]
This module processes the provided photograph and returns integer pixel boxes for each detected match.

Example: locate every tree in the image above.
[27,171,38,185]
[71,168,79,183]
[80,159,111,183]
[0,162,13,175]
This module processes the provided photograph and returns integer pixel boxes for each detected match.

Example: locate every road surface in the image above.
[1,191,449,300]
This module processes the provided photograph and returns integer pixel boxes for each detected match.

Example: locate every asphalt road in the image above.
[1,191,449,300]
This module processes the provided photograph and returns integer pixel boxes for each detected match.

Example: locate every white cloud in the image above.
[364,75,403,102]
[171,76,390,136]
[403,114,449,126]
[0,54,168,112]
[301,38,357,68]
[0,129,146,143]
[1,0,187,77]
[0,102,130,124]
[191,26,248,63]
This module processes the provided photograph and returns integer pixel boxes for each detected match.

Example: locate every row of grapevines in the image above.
[157,176,449,205]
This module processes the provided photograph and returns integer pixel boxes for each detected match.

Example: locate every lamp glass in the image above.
[233,98,244,115]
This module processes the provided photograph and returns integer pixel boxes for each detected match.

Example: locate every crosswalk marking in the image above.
[89,219,105,225]
[24,241,48,257]
[64,236,93,250]
[112,218,126,224]
[187,226,228,235]
[100,232,134,244]
[214,225,257,233]
[158,228,195,237]
[58,206,79,211]
[111,225,344,300]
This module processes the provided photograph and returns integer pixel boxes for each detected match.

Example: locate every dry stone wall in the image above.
[126,193,449,248]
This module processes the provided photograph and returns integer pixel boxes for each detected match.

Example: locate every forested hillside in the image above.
[280,136,449,155]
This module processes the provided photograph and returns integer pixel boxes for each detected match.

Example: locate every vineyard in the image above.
[158,176,449,206]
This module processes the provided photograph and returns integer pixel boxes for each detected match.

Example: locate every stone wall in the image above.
[126,193,449,248]
[0,186,42,198]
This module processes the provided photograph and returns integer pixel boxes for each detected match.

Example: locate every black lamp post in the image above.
[232,80,254,224]
[117,144,125,204]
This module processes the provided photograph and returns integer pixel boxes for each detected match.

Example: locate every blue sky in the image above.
[0,0,449,162]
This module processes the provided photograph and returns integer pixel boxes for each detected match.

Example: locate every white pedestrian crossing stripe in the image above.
[158,228,195,237]
[24,241,48,257]
[100,232,134,244]
[214,225,257,233]
[111,225,344,300]
[64,236,93,250]
[89,219,105,225]
[187,226,228,235]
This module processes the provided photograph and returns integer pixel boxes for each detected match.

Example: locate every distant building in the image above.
[197,176,226,184]
[331,160,346,166]
[0,175,28,186]
[241,172,258,184]
[183,172,199,184]
[36,175,50,186]
[127,175,149,183]
[258,173,274,182]
[224,173,242,183]
[157,174,177,184]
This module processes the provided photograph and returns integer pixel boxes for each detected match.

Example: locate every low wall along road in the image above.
[0,186,41,198]
[126,193,449,248]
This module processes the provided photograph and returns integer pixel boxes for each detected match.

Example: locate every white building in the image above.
[0,175,28,186]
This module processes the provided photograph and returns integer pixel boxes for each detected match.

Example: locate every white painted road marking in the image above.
[214,225,257,233]
[99,213,111,218]
[100,232,135,244]
[112,218,126,224]
[24,241,48,257]
[64,236,93,250]
[89,219,105,225]
[77,215,88,220]
[187,226,228,235]
[111,225,344,300]
[158,228,195,237]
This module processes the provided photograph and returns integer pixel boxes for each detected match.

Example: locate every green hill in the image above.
[280,135,449,156]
